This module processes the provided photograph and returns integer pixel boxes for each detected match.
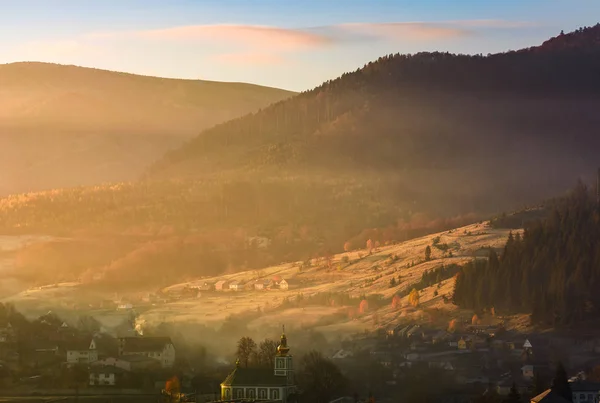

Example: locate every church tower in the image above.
[274,326,294,386]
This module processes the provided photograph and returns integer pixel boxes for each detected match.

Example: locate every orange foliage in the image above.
[391,295,402,310]
[408,289,420,307]
[359,299,369,314]
[366,239,373,253]
[448,319,457,332]
[343,242,352,252]
[165,376,180,395]
[471,314,480,325]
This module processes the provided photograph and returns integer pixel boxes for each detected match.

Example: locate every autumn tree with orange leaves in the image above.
[165,376,181,402]
[366,239,373,254]
[391,295,402,310]
[359,299,369,314]
[448,319,457,332]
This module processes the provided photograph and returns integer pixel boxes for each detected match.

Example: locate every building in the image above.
[66,339,98,365]
[94,355,161,372]
[229,281,242,291]
[215,280,228,291]
[89,365,125,386]
[254,280,272,291]
[532,390,573,403]
[118,337,175,368]
[570,381,600,403]
[221,329,297,402]
[278,279,289,291]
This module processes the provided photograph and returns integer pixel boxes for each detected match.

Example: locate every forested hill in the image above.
[453,183,600,327]
[0,62,294,195]
[148,25,600,212]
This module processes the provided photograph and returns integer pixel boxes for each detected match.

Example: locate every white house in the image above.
[331,349,354,360]
[67,339,98,365]
[118,337,176,368]
[89,365,125,386]
[229,281,242,291]
[278,279,289,291]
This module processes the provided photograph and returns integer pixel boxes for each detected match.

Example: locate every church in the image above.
[220,329,297,402]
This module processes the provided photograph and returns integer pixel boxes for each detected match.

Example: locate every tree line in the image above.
[453,183,600,326]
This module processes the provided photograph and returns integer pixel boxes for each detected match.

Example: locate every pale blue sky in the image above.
[0,0,599,91]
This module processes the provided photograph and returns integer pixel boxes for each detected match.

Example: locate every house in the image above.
[332,349,354,360]
[89,365,125,386]
[570,380,600,403]
[522,364,535,379]
[94,355,161,372]
[118,337,175,368]
[278,279,289,291]
[117,303,133,311]
[254,280,272,291]
[229,281,242,291]
[215,280,228,291]
[458,338,468,350]
[67,339,98,365]
[221,330,296,402]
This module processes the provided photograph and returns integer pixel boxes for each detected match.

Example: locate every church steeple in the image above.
[277,325,290,356]
[274,326,294,385]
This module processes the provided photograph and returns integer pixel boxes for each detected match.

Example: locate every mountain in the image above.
[0,62,294,195]
[1,26,600,291]
[149,24,600,213]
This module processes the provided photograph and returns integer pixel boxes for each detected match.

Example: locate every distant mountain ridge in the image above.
[0,62,294,195]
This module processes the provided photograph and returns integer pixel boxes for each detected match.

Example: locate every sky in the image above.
[0,0,599,91]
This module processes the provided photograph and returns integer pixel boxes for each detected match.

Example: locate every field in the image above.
[3,221,522,339]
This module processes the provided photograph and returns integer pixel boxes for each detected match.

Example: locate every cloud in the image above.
[334,22,471,41]
[212,51,286,65]
[134,24,333,51]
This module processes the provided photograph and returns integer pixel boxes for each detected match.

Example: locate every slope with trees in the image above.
[453,182,600,327]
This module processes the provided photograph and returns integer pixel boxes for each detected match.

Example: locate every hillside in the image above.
[4,221,518,341]
[149,24,600,211]
[0,62,294,195]
[0,27,599,293]
[454,183,600,328]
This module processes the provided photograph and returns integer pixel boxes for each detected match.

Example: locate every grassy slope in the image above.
[0,62,294,195]
[5,221,527,339]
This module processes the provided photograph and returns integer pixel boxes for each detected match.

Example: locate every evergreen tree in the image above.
[425,246,432,261]
[504,383,521,403]
[551,362,573,403]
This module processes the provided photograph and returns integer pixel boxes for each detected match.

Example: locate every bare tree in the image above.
[236,336,257,368]
[257,339,278,367]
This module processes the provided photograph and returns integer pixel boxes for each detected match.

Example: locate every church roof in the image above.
[221,367,287,387]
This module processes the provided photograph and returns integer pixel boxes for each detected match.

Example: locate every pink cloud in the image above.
[337,22,471,40]
[135,24,332,51]
[212,51,286,65]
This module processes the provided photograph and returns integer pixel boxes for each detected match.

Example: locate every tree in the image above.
[165,376,181,403]
[504,383,521,403]
[448,319,457,332]
[257,339,278,368]
[236,336,257,368]
[359,299,369,314]
[391,295,402,310]
[366,239,373,254]
[389,278,397,288]
[344,242,352,252]
[551,362,573,403]
[425,245,432,261]
[472,314,481,325]
[409,288,420,307]
[297,350,346,403]
[77,315,101,334]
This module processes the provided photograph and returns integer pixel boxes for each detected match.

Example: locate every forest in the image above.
[453,183,600,327]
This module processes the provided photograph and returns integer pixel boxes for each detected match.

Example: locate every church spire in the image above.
[277,325,290,356]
